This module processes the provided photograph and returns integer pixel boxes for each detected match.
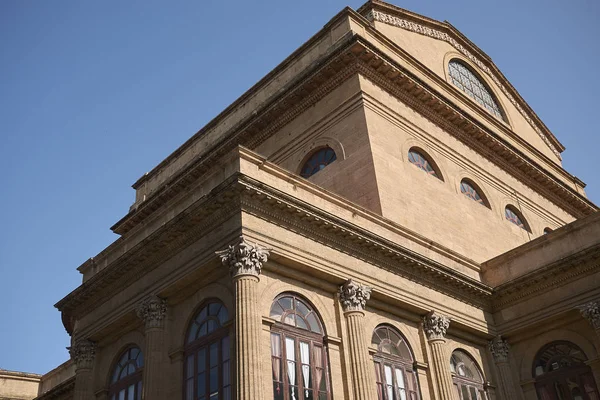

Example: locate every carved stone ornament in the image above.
[488,336,510,363]
[68,339,96,370]
[339,279,372,312]
[579,301,600,330]
[423,311,450,340]
[216,236,270,278]
[136,295,168,329]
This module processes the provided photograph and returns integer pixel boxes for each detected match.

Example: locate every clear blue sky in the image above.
[0,0,598,374]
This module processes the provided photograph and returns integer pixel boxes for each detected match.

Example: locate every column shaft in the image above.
[143,327,166,400]
[345,311,376,400]
[496,362,519,400]
[73,369,94,400]
[429,339,455,400]
[234,275,262,400]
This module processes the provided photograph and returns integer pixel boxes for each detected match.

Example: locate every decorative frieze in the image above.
[423,311,450,340]
[339,279,372,312]
[579,301,600,330]
[366,9,561,159]
[488,336,510,363]
[136,296,168,329]
[216,236,270,278]
[68,339,96,370]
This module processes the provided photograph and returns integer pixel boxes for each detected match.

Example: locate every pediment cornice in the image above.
[359,0,564,158]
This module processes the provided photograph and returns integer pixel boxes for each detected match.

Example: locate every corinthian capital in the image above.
[488,336,510,363]
[216,236,270,279]
[579,301,600,330]
[339,279,372,312]
[136,296,168,329]
[423,311,450,341]
[68,339,96,371]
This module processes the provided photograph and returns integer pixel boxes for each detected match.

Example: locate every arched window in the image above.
[371,325,420,400]
[505,206,529,231]
[184,301,231,400]
[300,147,337,178]
[269,294,330,400]
[533,341,599,400]
[543,227,553,235]
[448,60,505,121]
[109,346,143,400]
[450,350,487,400]
[460,179,489,208]
[408,149,442,180]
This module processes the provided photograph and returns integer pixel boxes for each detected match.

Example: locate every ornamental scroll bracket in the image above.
[423,311,451,341]
[488,336,510,363]
[216,236,271,279]
[338,279,372,312]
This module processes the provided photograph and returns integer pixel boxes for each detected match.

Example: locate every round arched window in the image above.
[408,149,441,180]
[300,147,337,178]
[533,341,599,400]
[450,350,487,400]
[184,301,231,400]
[448,60,505,121]
[460,180,488,207]
[269,294,330,400]
[505,206,529,231]
[109,346,143,400]
[371,325,419,400]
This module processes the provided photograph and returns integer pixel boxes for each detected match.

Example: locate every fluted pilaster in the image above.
[217,236,270,400]
[489,336,520,400]
[69,339,96,400]
[136,295,168,400]
[423,311,454,400]
[339,279,376,400]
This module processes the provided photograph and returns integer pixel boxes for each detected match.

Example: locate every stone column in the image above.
[423,311,454,400]
[69,339,96,400]
[217,236,269,400]
[489,336,520,400]
[136,295,168,400]
[339,279,377,400]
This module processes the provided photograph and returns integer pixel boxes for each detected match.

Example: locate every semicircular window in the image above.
[533,341,599,400]
[184,301,232,400]
[460,180,488,207]
[109,346,143,400]
[450,350,486,400]
[371,325,420,400]
[448,60,505,121]
[408,150,441,180]
[505,206,529,231]
[300,147,337,178]
[269,294,322,334]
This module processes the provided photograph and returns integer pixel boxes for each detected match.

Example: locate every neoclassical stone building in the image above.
[34,1,600,400]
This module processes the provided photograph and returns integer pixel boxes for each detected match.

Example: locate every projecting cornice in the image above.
[358,0,564,158]
[111,31,594,237]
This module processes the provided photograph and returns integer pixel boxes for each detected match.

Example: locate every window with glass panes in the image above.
[184,301,231,400]
[407,150,441,180]
[505,206,528,231]
[269,294,330,400]
[300,147,337,178]
[372,326,419,400]
[109,346,143,400]
[460,180,487,207]
[448,60,505,121]
[450,350,487,400]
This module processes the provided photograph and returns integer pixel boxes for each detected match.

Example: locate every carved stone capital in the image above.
[423,311,450,341]
[579,301,600,330]
[216,236,270,279]
[488,336,510,363]
[136,296,168,329]
[68,339,96,371]
[338,279,372,312]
